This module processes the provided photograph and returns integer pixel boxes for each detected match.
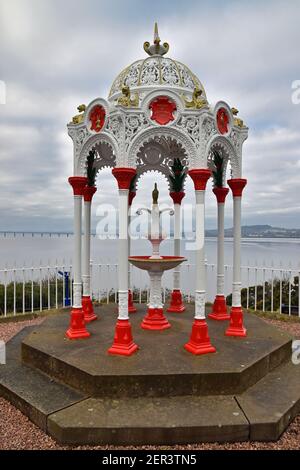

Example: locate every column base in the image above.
[65,307,90,340]
[167,290,185,313]
[141,308,171,331]
[82,296,98,323]
[108,319,139,356]
[184,319,216,355]
[225,306,247,337]
[128,290,137,314]
[208,295,230,321]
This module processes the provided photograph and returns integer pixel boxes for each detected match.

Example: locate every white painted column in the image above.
[168,191,185,313]
[108,168,138,356]
[216,201,225,295]
[209,187,230,320]
[173,203,181,289]
[185,169,215,354]
[69,176,87,309]
[66,176,90,339]
[118,189,129,320]
[73,194,83,308]
[232,196,242,307]
[82,186,96,299]
[82,198,92,297]
[194,190,206,319]
[227,179,247,308]
[225,178,247,337]
[127,192,136,296]
[128,214,131,289]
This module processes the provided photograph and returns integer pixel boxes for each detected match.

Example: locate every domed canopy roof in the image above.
[108,24,206,102]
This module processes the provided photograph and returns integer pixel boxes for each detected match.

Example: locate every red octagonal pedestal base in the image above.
[167,289,185,313]
[225,307,247,337]
[208,295,230,321]
[108,319,139,356]
[185,319,216,355]
[65,307,90,340]
[141,308,171,331]
[82,296,98,323]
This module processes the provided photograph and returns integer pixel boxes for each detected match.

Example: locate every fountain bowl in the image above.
[129,256,187,273]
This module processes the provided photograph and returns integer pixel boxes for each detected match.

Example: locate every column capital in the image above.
[68,176,88,196]
[83,185,97,202]
[112,167,137,190]
[188,169,211,191]
[227,178,247,197]
[128,191,136,207]
[170,191,185,205]
[213,186,229,204]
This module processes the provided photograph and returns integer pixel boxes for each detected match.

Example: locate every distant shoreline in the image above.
[0,231,300,242]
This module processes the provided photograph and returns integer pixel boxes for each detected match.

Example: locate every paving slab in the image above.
[0,328,87,431]
[236,360,300,441]
[48,395,249,445]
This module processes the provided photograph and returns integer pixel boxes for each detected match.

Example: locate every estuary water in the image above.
[0,234,299,269]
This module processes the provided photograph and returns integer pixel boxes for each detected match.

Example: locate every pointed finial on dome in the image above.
[154,22,160,45]
[144,23,169,56]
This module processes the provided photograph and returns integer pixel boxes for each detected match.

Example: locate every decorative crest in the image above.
[149,96,177,125]
[144,23,169,57]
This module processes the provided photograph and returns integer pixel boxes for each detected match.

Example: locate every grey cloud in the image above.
[0,0,299,231]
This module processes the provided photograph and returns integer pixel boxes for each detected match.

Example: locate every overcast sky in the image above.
[0,0,299,231]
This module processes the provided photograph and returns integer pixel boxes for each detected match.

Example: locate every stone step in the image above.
[0,328,87,431]
[47,359,300,445]
[236,360,300,441]
[1,317,299,446]
[47,395,249,445]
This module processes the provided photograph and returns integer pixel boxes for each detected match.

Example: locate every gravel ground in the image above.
[0,317,45,343]
[0,315,299,450]
[261,317,300,339]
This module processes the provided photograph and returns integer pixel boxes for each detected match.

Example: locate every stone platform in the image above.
[1,304,300,446]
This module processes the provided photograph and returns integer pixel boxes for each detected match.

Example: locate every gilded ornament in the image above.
[184,87,207,109]
[72,104,86,125]
[117,85,139,107]
[231,107,245,128]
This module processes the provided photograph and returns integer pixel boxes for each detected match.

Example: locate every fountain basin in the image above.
[129,256,186,273]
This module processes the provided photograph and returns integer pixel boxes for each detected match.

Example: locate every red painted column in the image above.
[82,185,97,323]
[167,191,186,313]
[184,169,216,355]
[66,176,90,340]
[209,187,230,321]
[108,168,139,356]
[225,178,247,337]
[128,191,137,313]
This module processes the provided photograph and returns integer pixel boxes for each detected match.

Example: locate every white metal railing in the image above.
[0,262,73,316]
[0,262,299,318]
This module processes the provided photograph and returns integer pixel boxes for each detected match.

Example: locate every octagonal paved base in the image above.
[1,304,300,446]
[21,304,292,397]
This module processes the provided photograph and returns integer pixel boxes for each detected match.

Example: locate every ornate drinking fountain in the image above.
[129,184,187,330]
